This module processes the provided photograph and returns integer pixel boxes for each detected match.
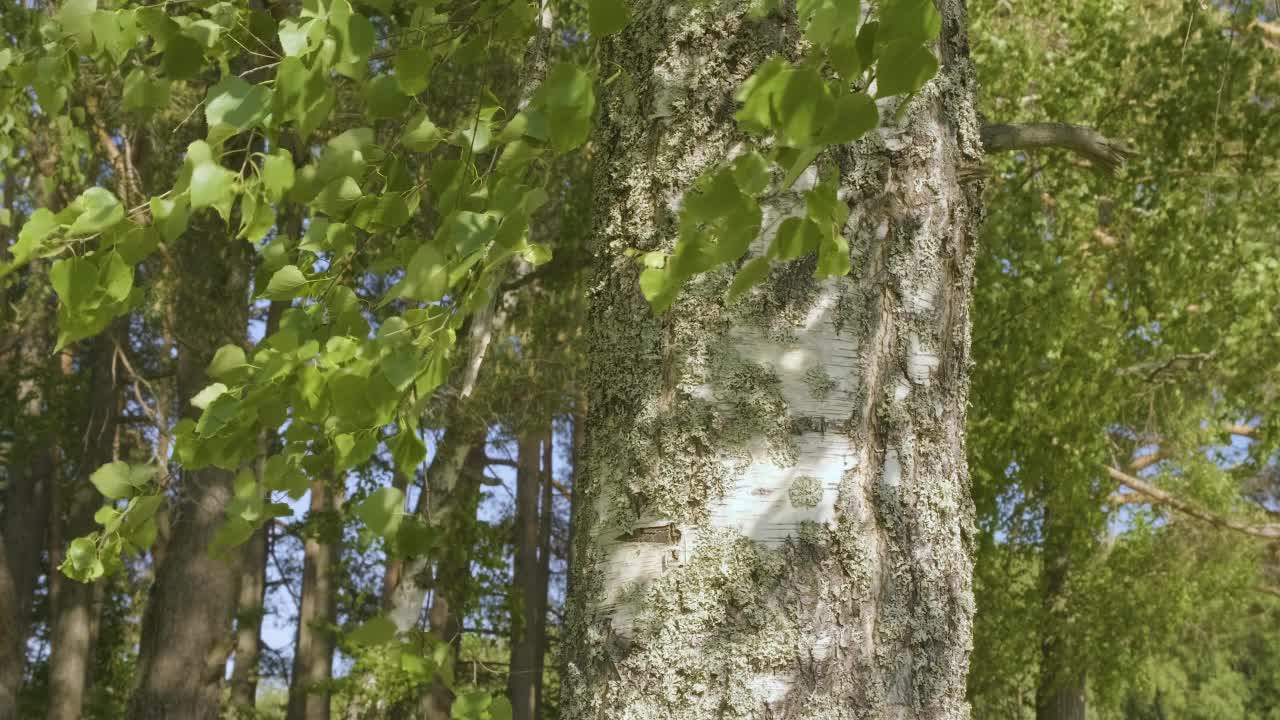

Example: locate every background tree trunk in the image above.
[228,525,269,715]
[127,223,253,720]
[46,333,119,720]
[1035,505,1087,720]
[563,1,984,717]
[533,429,554,718]
[229,300,286,716]
[0,143,62,717]
[509,433,543,720]
[419,445,489,720]
[286,479,341,720]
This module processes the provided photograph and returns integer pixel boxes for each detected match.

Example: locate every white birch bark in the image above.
[564,1,984,718]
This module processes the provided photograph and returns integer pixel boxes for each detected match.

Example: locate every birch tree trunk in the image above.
[563,1,984,718]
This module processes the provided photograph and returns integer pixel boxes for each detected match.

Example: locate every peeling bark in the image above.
[564,2,983,718]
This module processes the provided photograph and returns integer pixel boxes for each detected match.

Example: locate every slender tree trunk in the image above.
[386,296,498,635]
[229,301,286,716]
[286,479,341,720]
[127,220,253,720]
[563,2,983,717]
[381,469,411,610]
[509,434,543,720]
[46,334,119,720]
[419,445,489,720]
[533,429,555,718]
[1035,505,1087,720]
[228,525,269,715]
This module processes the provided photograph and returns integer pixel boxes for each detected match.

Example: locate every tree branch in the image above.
[982,123,1133,173]
[1106,465,1280,539]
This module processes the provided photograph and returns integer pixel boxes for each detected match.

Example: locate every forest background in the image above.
[1,0,1279,719]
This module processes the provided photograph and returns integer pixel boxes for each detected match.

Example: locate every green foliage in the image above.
[638,0,939,312]
[967,0,1280,715]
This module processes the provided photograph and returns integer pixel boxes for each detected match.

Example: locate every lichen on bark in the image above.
[565,0,984,717]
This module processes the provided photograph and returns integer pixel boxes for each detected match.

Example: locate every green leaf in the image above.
[382,347,419,391]
[195,393,240,437]
[639,266,679,314]
[816,230,852,278]
[330,0,375,72]
[394,47,433,95]
[50,257,99,310]
[55,0,96,44]
[207,344,248,383]
[390,429,427,471]
[61,535,104,582]
[150,196,190,242]
[452,691,493,718]
[487,697,513,720]
[520,243,552,266]
[91,461,137,500]
[161,33,204,80]
[123,68,169,111]
[365,74,410,119]
[68,187,123,236]
[238,193,277,244]
[394,244,448,303]
[278,18,316,57]
[819,91,878,144]
[531,63,595,153]
[728,256,773,302]
[856,21,878,68]
[877,0,941,47]
[731,151,771,195]
[99,251,133,302]
[264,265,308,300]
[274,56,334,139]
[12,209,60,264]
[205,76,272,140]
[210,517,255,556]
[311,176,363,217]
[190,155,237,210]
[190,382,229,411]
[590,0,631,37]
[735,60,833,147]
[262,150,296,201]
[347,615,397,646]
[875,42,938,98]
[355,487,405,538]
[799,0,860,47]
[770,216,820,260]
[264,456,309,499]
[403,111,443,152]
